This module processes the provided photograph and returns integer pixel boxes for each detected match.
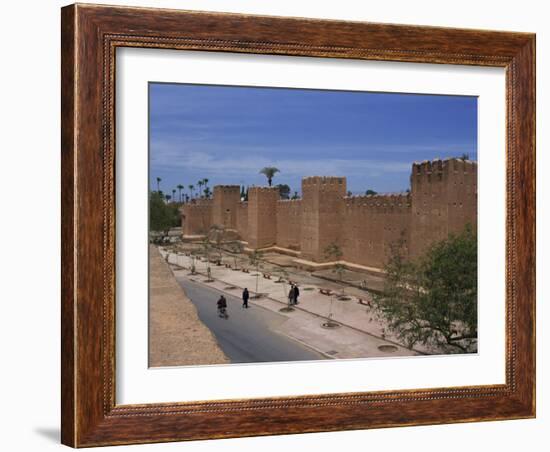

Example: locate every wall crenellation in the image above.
[343,193,411,209]
[248,186,282,192]
[181,158,477,269]
[302,176,346,187]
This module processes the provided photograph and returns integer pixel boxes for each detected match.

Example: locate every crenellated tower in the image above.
[300,176,346,262]
[410,158,477,258]
[247,187,279,249]
[212,185,241,229]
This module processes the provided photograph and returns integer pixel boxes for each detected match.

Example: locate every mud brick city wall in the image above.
[342,194,411,268]
[236,202,248,239]
[181,158,477,269]
[247,187,279,249]
[181,198,213,236]
[276,199,302,250]
[212,185,241,229]
[300,176,347,262]
[410,159,477,259]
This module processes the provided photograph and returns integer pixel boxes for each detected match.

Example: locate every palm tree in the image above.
[188,184,195,199]
[197,180,204,197]
[165,194,171,203]
[156,177,162,193]
[203,178,209,194]
[172,189,176,203]
[259,167,280,186]
[177,184,184,202]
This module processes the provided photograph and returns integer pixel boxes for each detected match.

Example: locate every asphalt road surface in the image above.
[176,276,325,364]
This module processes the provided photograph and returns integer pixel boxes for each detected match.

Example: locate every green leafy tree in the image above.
[149,191,179,232]
[259,167,280,186]
[373,225,477,352]
[276,184,291,199]
[291,191,299,200]
[366,189,378,195]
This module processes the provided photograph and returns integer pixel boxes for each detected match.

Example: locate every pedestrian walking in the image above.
[242,287,249,308]
[288,285,295,306]
[293,284,300,305]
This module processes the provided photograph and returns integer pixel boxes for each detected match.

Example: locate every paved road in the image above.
[175,276,325,364]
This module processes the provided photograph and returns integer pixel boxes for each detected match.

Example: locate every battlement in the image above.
[248,186,280,193]
[213,185,240,193]
[344,193,411,209]
[412,158,477,175]
[302,176,346,187]
[248,187,280,202]
[188,198,213,206]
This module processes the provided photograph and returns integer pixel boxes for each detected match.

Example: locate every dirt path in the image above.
[149,245,229,367]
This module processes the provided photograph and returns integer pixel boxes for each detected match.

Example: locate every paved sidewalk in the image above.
[161,249,419,358]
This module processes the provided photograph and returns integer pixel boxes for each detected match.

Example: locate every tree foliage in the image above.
[149,191,180,232]
[259,167,280,186]
[373,225,477,353]
[276,183,291,199]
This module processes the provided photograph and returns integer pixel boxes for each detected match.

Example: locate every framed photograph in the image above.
[61,3,535,447]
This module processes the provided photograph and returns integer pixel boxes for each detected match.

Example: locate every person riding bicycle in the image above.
[217,295,228,317]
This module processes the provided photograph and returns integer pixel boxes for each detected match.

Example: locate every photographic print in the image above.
[148,83,478,367]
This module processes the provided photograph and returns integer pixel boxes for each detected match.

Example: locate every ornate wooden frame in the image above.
[61,3,535,447]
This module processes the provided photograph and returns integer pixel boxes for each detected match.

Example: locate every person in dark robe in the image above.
[293,284,300,305]
[242,287,250,308]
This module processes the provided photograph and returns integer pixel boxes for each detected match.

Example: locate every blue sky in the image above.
[149,83,477,197]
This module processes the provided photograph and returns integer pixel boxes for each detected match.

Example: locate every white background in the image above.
[117,49,506,404]
[0,0,546,451]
